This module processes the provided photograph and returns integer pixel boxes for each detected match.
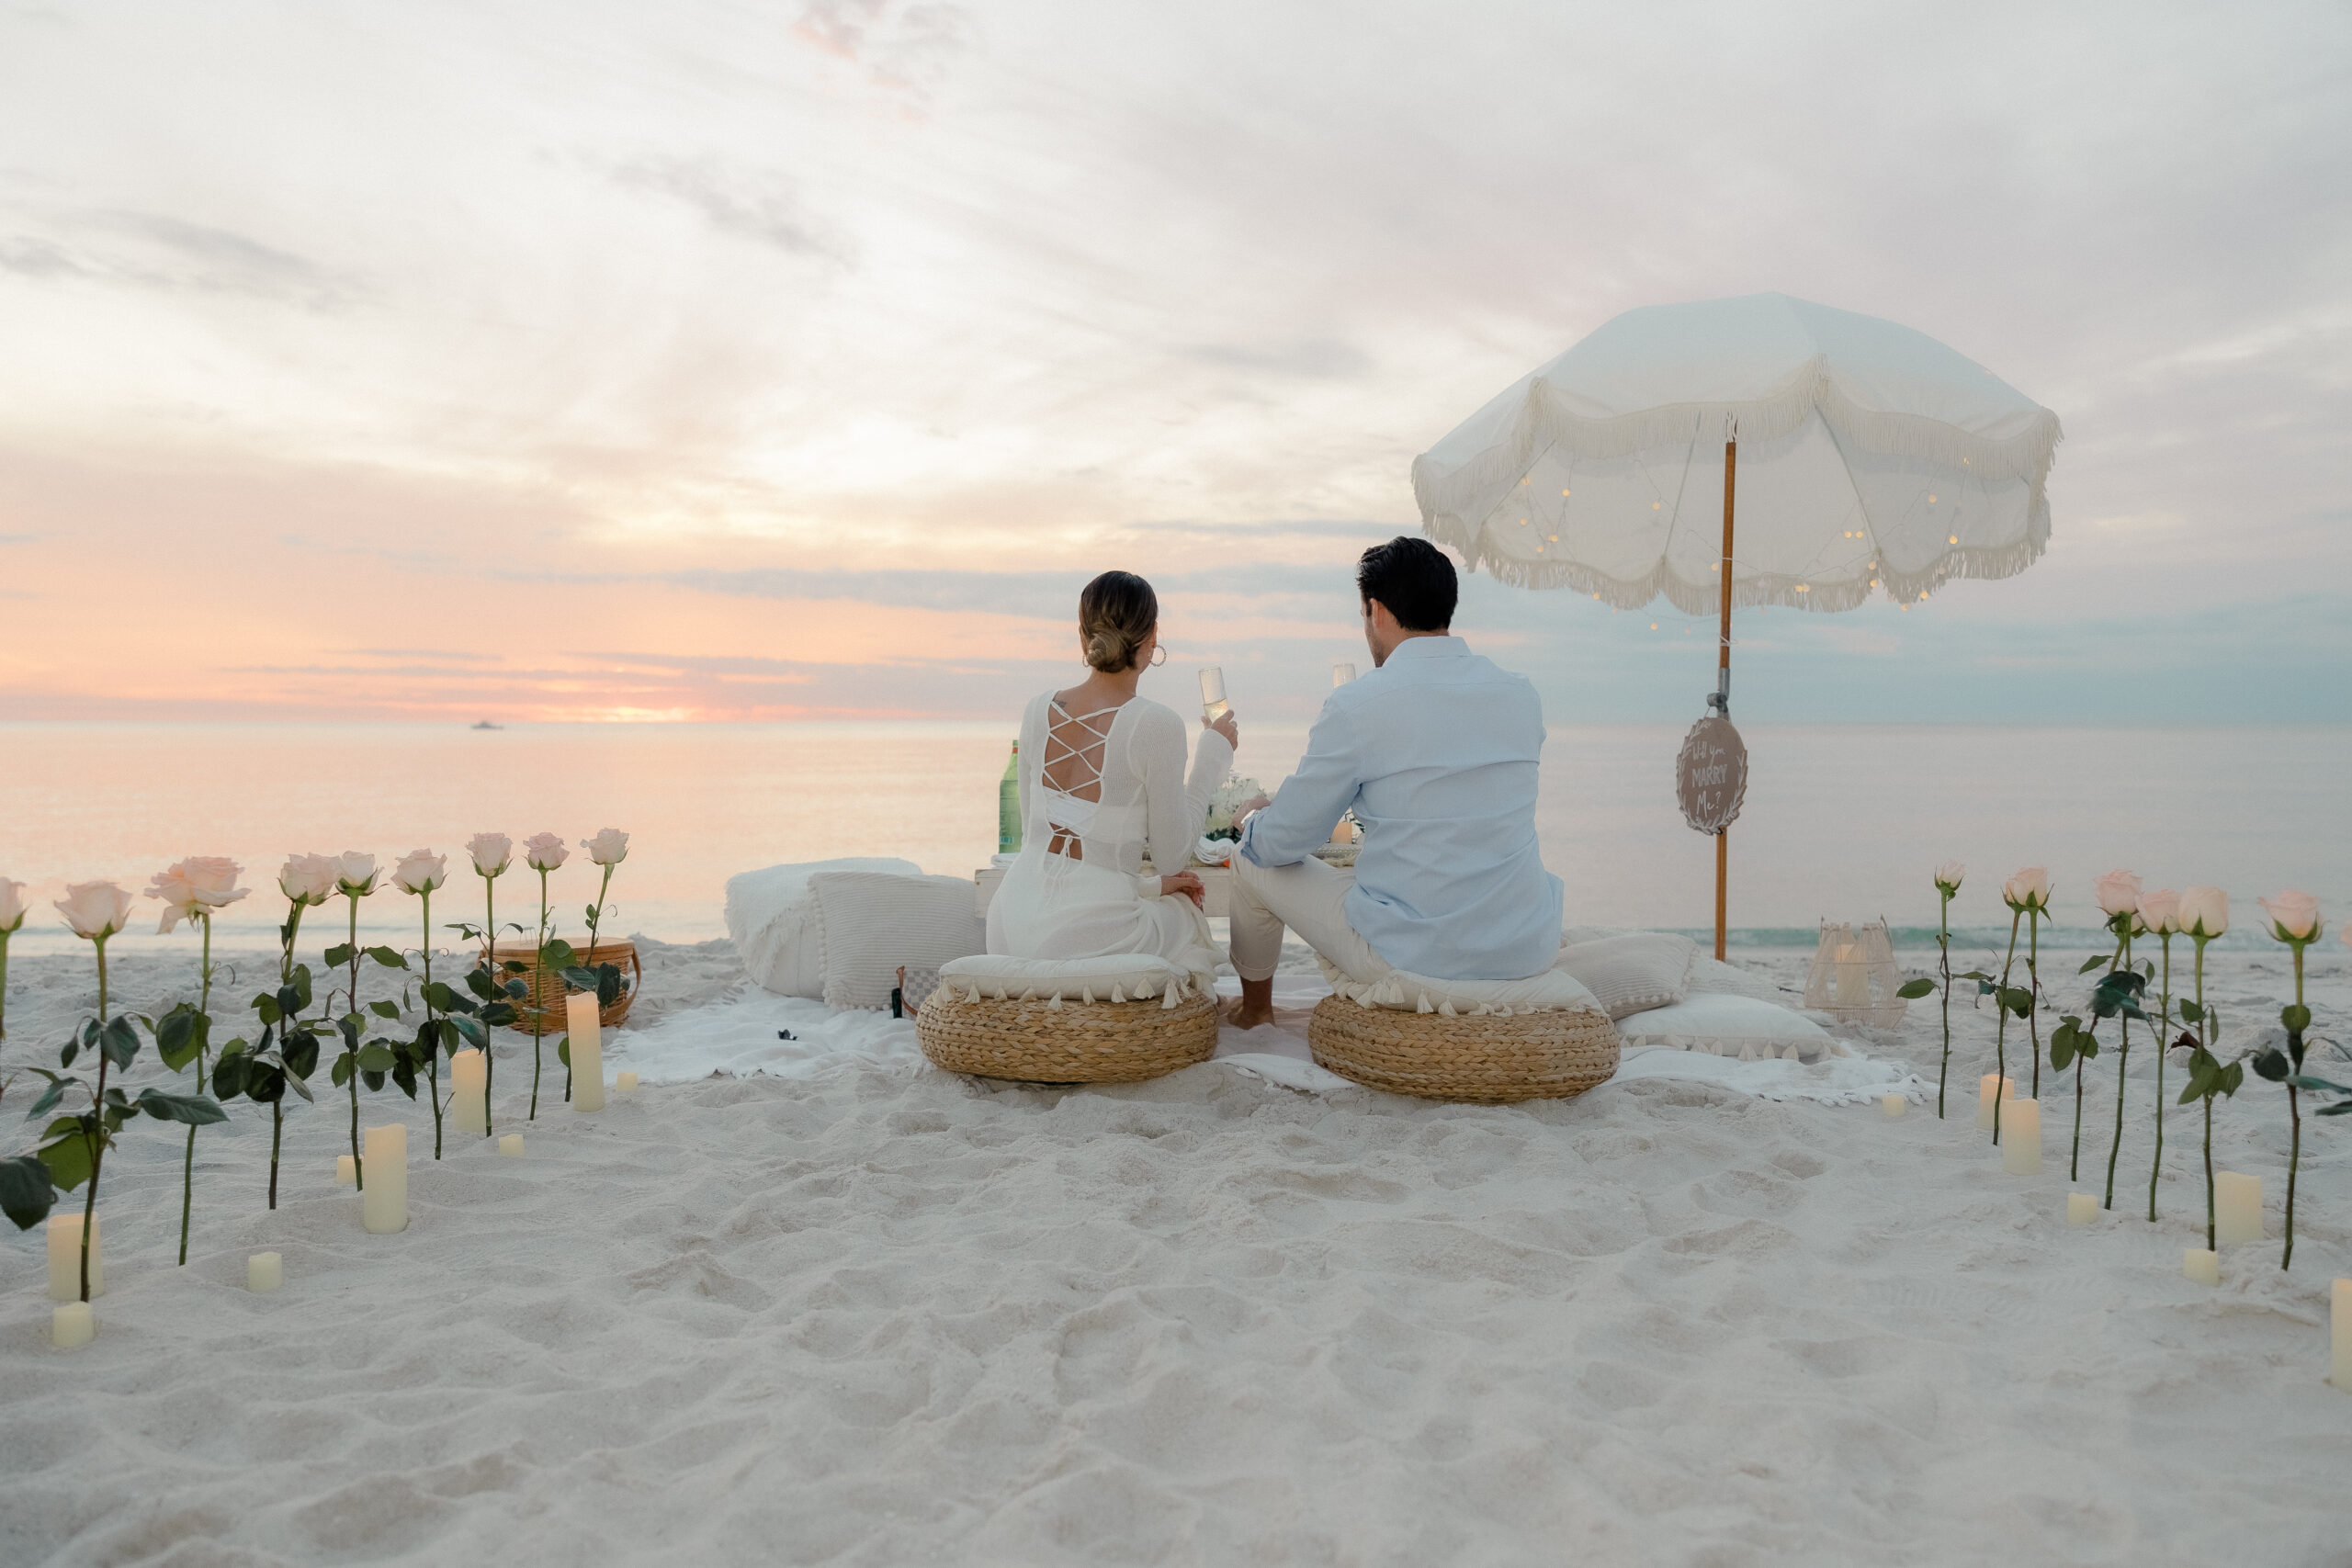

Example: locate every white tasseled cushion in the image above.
[936,953,1199,1008]
[812,872,987,1010]
[1317,961,1603,1017]
[1554,933,1697,1020]
[1614,993,1838,1062]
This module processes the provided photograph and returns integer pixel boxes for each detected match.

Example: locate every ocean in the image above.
[1,721,2345,961]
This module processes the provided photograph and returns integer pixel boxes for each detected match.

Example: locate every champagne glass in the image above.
[1199,667,1229,723]
[1332,661,1357,687]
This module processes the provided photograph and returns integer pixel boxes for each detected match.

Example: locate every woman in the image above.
[987,570,1238,984]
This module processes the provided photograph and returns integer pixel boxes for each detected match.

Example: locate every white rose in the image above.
[55,880,136,941]
[468,831,513,878]
[278,852,340,906]
[2257,890,2320,942]
[392,849,448,896]
[582,828,630,867]
[334,852,380,897]
[2094,870,2141,918]
[145,857,243,932]
[2177,886,2229,940]
[2140,888,2182,936]
[523,832,569,873]
[2001,866,2051,912]
[1933,860,1965,893]
[0,876,28,934]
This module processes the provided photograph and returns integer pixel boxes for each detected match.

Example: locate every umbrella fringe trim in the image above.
[1433,523,2047,615]
[1411,361,2063,553]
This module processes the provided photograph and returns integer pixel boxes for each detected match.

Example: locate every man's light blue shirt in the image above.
[1237,635,1563,981]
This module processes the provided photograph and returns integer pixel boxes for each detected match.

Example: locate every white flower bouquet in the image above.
[1203,774,1264,842]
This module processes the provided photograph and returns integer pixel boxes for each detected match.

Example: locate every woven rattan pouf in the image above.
[1306,995,1621,1102]
[917,988,1219,1084]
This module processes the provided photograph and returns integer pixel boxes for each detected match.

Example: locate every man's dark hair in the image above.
[1356,536,1457,633]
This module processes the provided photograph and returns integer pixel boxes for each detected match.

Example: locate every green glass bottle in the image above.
[997,739,1022,854]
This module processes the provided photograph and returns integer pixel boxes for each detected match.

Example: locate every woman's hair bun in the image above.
[1078,570,1158,673]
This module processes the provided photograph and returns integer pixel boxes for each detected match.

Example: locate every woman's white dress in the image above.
[985,690,1232,987]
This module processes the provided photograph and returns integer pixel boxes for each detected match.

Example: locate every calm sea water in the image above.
[0,722,2344,958]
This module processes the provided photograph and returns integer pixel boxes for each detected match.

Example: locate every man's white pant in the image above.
[1227,854,1391,985]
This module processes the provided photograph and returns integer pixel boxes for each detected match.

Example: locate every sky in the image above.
[0,0,2346,727]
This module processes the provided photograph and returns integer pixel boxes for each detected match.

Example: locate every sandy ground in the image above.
[3,932,2349,1566]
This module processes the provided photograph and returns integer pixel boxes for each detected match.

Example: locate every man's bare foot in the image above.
[1227,977,1276,1030]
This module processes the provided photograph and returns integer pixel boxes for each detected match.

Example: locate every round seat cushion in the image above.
[1307,995,1621,1103]
[917,988,1218,1084]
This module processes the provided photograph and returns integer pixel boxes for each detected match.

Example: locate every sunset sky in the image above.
[1,0,2346,726]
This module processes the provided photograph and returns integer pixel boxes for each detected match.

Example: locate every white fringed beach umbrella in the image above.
[1412,293,2061,953]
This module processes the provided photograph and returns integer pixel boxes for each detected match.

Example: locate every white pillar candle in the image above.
[248,1251,282,1292]
[1332,661,1356,687]
[1198,666,1228,721]
[2067,1192,2098,1225]
[52,1301,95,1349]
[2332,1279,2351,1393]
[335,1154,356,1185]
[46,1213,103,1302]
[499,1134,526,1156]
[1880,1093,1905,1118]
[616,1071,639,1093]
[2214,1171,2263,1245]
[568,991,605,1113]
[1976,1073,2016,1131]
[360,1123,407,1235]
[2000,1099,2042,1175]
[1835,945,1870,1008]
[2184,1247,2220,1287]
[450,1048,488,1136]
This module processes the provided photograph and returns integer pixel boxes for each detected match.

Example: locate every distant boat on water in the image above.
[470,720,503,730]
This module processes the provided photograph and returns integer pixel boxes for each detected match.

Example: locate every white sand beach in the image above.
[4,935,2347,1565]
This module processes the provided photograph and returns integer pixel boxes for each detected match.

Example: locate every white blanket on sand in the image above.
[616,974,1932,1106]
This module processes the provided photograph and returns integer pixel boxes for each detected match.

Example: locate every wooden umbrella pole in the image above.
[1714,436,1736,961]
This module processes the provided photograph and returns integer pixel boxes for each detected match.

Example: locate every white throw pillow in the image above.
[813,871,988,1010]
[725,857,922,998]
[1684,954,1791,1005]
[1615,993,1836,1062]
[1319,964,1603,1017]
[1555,933,1697,1020]
[937,953,1200,1007]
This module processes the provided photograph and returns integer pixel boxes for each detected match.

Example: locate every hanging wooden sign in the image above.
[1675,715,1747,835]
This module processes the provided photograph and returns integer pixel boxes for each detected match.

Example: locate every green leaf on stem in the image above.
[356,1043,397,1073]
[323,943,354,968]
[2253,1048,2290,1082]
[99,1015,140,1069]
[366,946,407,969]
[541,939,576,968]
[37,1131,95,1191]
[0,1154,57,1230]
[137,1089,227,1125]
[284,1031,321,1078]
[2179,999,2204,1024]
[361,1068,386,1092]
[391,1059,418,1098]
[557,1037,571,1067]
[2282,1003,2312,1032]
[211,1051,248,1099]
[367,999,401,1020]
[155,1005,206,1071]
[2077,953,2109,974]
[331,1054,354,1089]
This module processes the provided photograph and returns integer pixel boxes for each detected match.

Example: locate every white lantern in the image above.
[1803,919,1908,1028]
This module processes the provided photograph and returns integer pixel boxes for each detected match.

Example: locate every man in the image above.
[1226,536,1563,1028]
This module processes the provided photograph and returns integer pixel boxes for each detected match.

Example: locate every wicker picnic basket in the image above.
[917,988,1219,1083]
[1306,995,1620,1102]
[493,939,641,1034]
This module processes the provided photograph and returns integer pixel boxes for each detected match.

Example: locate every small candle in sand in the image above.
[335,1154,356,1185]
[499,1134,526,1156]
[52,1302,94,1349]
[2184,1247,2220,1287]
[450,1047,488,1136]
[567,991,605,1112]
[1976,1073,2016,1131]
[2067,1192,2098,1225]
[2332,1279,2351,1392]
[1198,666,1228,722]
[2000,1099,2042,1175]
[616,1071,639,1093]
[2215,1171,2262,1244]
[46,1213,102,1302]
[1880,1094,1905,1118]
[361,1123,408,1235]
[248,1252,282,1292]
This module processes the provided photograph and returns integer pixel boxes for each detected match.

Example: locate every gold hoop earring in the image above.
[1149,646,1168,667]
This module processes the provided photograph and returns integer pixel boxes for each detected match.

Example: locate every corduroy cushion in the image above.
[726,857,924,998]
[1614,993,1836,1062]
[813,871,987,1010]
[1554,933,1697,1020]
[937,953,1201,1005]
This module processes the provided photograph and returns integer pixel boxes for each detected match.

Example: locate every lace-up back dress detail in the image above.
[986,689,1233,985]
